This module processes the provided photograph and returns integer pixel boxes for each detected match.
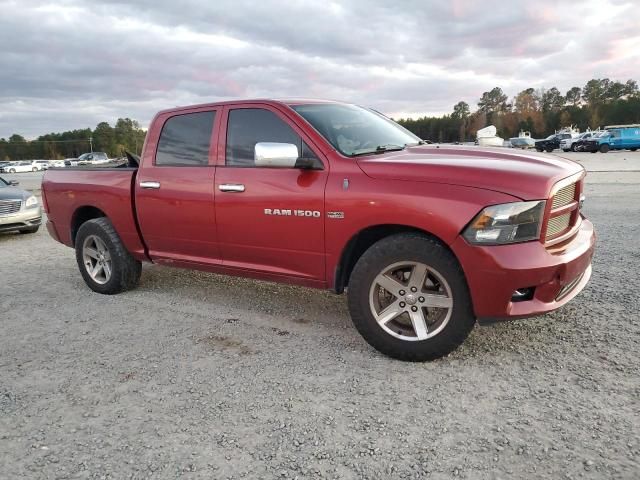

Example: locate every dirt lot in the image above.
[1,154,639,479]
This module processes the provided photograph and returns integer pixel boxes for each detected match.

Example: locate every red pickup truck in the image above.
[42,99,595,361]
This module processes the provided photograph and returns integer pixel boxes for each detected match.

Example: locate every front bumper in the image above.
[0,206,42,232]
[451,217,595,321]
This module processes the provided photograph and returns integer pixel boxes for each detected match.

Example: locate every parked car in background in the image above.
[599,124,640,152]
[34,160,52,170]
[0,175,41,234]
[575,131,607,152]
[0,161,11,171]
[49,160,66,168]
[560,131,600,152]
[535,132,576,152]
[64,152,109,167]
[1,161,39,173]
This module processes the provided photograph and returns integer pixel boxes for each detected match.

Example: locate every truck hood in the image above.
[355,145,584,200]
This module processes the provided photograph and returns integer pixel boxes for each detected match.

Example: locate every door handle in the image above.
[140,181,160,189]
[218,184,245,192]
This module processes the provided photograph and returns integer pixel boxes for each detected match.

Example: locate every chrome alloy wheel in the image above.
[82,235,112,285]
[369,261,453,341]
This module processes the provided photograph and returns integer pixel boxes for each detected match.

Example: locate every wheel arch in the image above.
[70,205,107,246]
[333,224,456,293]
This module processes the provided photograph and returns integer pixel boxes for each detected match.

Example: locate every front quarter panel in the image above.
[324,163,521,286]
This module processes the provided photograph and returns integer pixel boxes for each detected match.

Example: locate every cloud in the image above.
[0,0,638,138]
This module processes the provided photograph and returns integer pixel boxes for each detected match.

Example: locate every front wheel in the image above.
[571,144,577,152]
[545,146,554,152]
[347,234,475,361]
[562,148,570,152]
[600,144,610,153]
[9,168,16,173]
[75,217,142,294]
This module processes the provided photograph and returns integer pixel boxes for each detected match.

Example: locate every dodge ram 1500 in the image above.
[42,99,595,361]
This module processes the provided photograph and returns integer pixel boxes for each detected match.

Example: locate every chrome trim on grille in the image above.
[556,271,585,301]
[546,213,571,238]
[0,199,22,216]
[551,182,576,209]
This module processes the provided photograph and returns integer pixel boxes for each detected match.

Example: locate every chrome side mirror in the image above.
[254,142,298,168]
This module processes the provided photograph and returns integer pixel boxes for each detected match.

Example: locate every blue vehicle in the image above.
[585,124,640,153]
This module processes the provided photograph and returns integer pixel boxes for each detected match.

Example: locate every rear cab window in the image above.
[156,111,216,166]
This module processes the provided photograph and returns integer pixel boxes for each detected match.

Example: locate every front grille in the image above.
[0,199,22,215]
[551,183,576,209]
[546,213,571,238]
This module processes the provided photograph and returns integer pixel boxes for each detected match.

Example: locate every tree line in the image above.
[0,118,146,161]
[396,78,640,143]
[2,77,639,160]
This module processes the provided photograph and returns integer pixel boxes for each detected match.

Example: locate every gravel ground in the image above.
[1,180,639,479]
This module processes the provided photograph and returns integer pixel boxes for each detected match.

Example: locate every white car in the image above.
[560,131,600,152]
[2,161,39,173]
[33,160,52,170]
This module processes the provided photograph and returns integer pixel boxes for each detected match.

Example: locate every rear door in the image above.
[135,108,222,264]
[214,104,328,281]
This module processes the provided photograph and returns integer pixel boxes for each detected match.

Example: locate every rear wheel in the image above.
[75,217,141,294]
[600,144,610,153]
[631,148,637,152]
[535,147,543,152]
[571,144,577,152]
[347,234,475,361]
[562,148,570,152]
[9,168,15,173]
[545,145,554,152]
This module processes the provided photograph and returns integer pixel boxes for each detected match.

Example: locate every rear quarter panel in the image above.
[42,168,146,258]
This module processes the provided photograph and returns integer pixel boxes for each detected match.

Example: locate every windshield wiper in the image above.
[349,144,406,157]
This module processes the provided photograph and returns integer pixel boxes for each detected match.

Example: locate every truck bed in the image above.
[42,167,148,259]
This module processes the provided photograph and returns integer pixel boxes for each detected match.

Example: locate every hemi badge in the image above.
[327,211,344,219]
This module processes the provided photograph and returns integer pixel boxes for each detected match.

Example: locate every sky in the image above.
[1,0,639,139]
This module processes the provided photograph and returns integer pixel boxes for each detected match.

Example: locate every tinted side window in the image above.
[226,108,300,167]
[156,111,215,166]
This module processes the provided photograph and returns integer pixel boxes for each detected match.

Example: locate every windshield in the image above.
[545,134,556,140]
[595,131,609,138]
[291,103,422,156]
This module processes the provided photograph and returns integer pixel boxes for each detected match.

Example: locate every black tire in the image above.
[19,226,39,234]
[630,148,637,152]
[347,233,475,361]
[75,217,141,294]
[599,144,610,153]
[562,149,570,152]
[545,145,554,153]
[590,150,597,154]
[570,144,577,152]
[535,147,543,152]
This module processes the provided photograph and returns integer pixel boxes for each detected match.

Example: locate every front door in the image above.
[136,108,222,264]
[215,105,327,281]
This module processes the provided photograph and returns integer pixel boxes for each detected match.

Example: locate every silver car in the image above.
[0,176,42,234]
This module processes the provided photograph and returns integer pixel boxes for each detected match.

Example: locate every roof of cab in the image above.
[155,98,345,116]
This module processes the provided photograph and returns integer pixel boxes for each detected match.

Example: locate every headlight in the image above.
[463,201,545,245]
[25,195,38,208]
